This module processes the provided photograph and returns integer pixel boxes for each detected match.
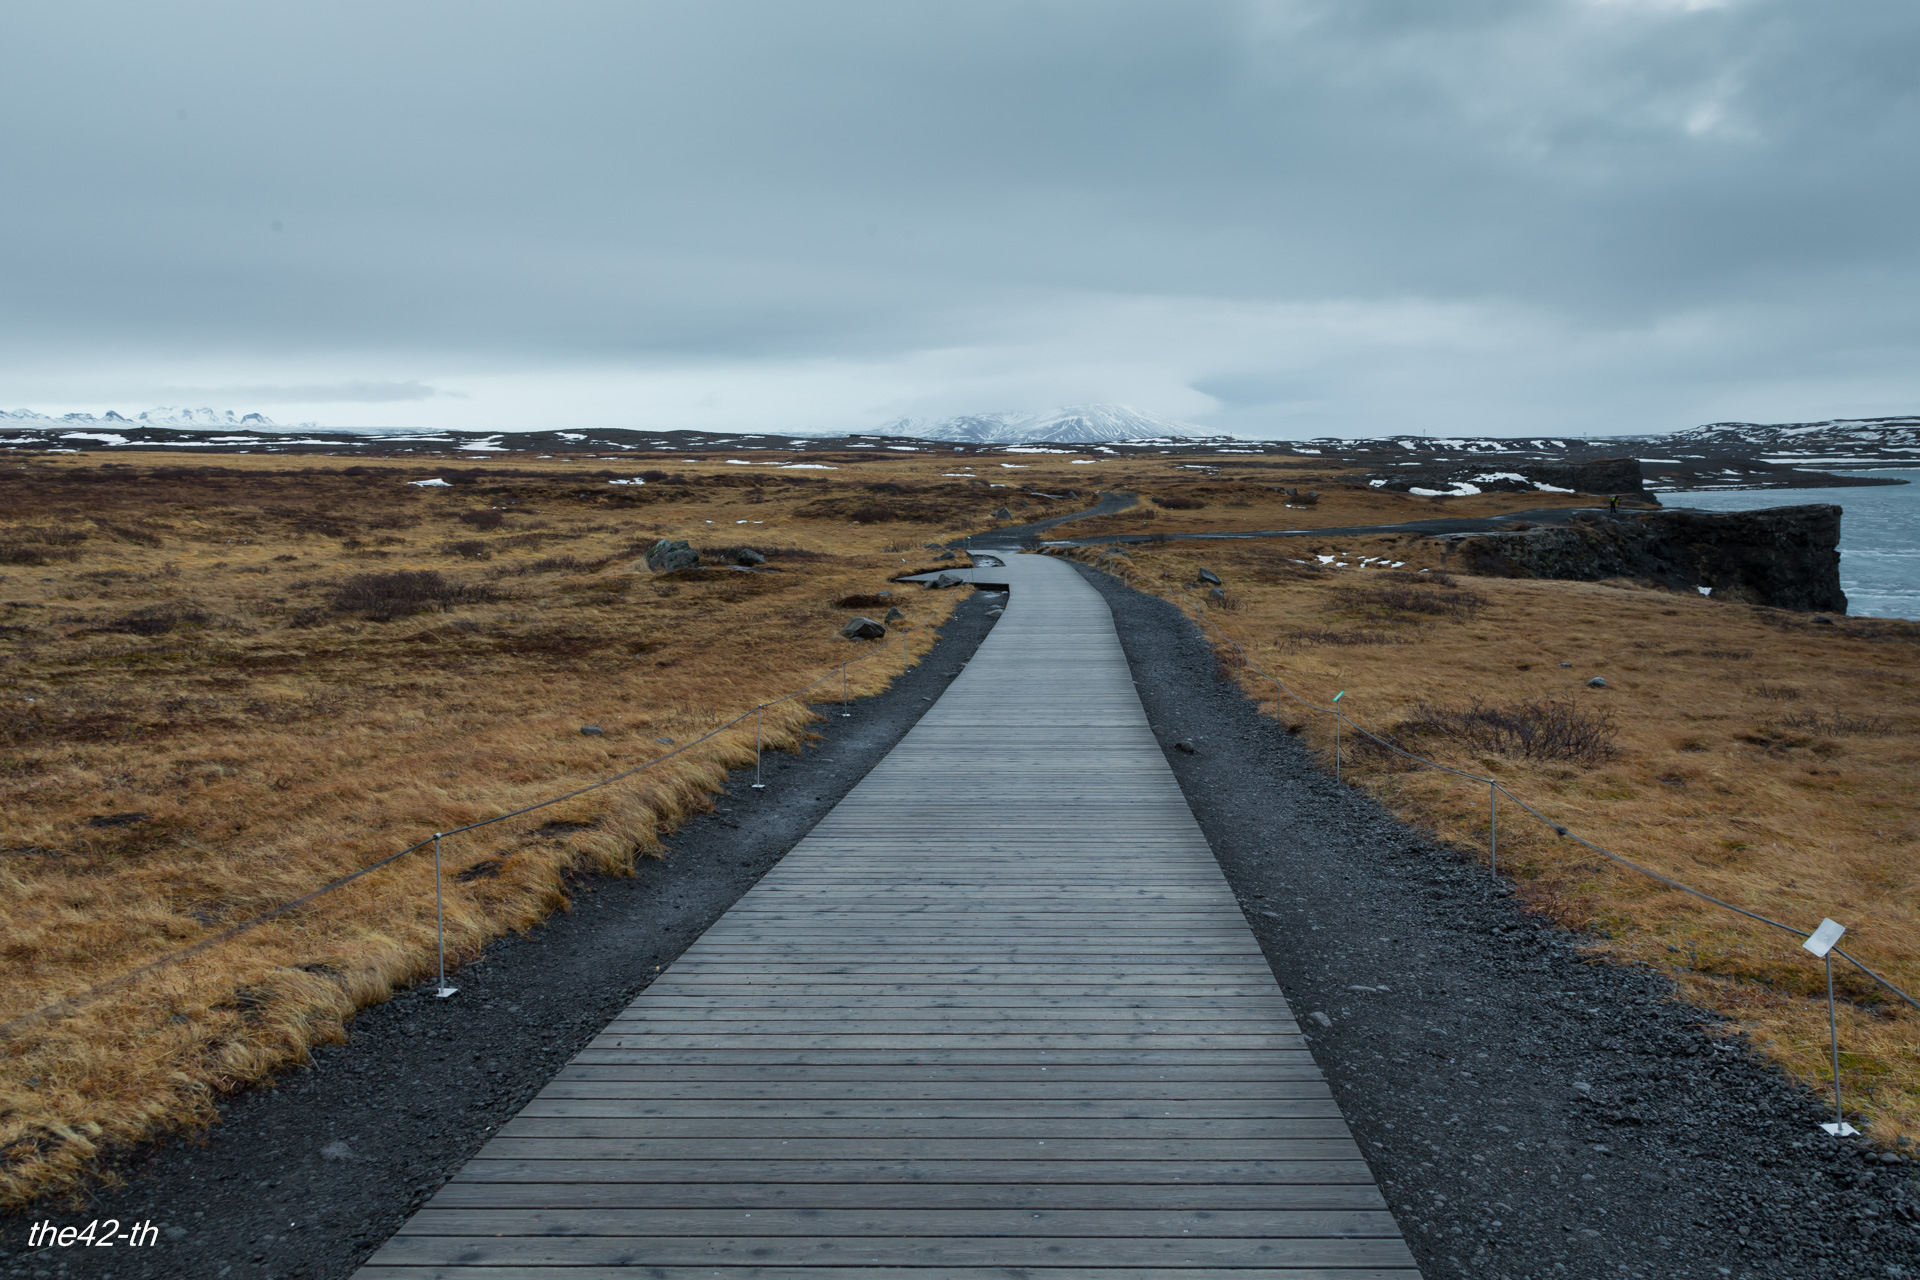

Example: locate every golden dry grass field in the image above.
[0,446,1098,1204]
[4,442,1913,1202]
[1051,533,1920,1144]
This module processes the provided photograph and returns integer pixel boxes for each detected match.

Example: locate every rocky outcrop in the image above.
[1370,456,1650,498]
[1443,505,1846,612]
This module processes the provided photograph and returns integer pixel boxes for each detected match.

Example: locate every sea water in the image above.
[1670,469,1919,620]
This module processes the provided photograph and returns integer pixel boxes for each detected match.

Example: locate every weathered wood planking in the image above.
[356,554,1415,1278]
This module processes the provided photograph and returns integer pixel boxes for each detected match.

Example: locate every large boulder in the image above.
[930,572,965,589]
[840,616,886,640]
[731,546,766,566]
[645,538,700,573]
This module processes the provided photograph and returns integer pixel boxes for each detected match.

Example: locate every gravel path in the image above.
[0,594,1003,1280]
[1070,558,1920,1280]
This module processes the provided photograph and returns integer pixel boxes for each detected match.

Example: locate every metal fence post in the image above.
[1804,918,1854,1135]
[433,833,456,998]
[752,705,766,790]
[841,663,851,717]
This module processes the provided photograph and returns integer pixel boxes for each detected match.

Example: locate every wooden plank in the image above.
[423,1181,1387,1211]
[364,1234,1418,1268]
[352,553,1409,1280]
[395,1207,1402,1236]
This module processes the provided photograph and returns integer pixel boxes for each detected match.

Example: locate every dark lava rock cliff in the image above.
[1442,504,1847,612]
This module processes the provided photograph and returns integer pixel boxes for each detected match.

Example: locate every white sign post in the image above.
[1803,918,1854,1136]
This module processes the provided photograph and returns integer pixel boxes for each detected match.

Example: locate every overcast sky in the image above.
[4,1,1917,439]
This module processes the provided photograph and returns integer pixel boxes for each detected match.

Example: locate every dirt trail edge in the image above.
[1067,559,1920,1280]
[1,594,1003,1280]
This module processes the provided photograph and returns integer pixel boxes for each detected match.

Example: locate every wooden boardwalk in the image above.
[357,554,1416,1278]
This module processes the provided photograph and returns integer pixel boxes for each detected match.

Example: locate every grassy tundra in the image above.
[2,443,1913,1202]
[1050,486,1920,1145]
[0,448,1092,1204]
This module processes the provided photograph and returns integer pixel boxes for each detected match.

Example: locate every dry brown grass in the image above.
[0,447,1067,1204]
[1056,537,1920,1144]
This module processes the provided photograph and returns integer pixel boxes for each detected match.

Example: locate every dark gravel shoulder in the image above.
[1,593,1004,1280]
[1067,557,1920,1280]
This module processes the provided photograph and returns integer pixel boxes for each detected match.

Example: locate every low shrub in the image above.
[333,570,496,621]
[1392,698,1618,764]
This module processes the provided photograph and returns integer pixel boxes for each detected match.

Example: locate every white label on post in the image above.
[1803,918,1846,958]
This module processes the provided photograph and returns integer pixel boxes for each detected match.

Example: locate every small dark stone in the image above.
[993,507,1013,519]
[1198,567,1222,585]
[579,726,605,736]
[1812,615,1834,625]
[88,811,149,828]
[840,616,886,640]
[1587,676,1608,688]
[934,550,956,561]
[930,572,964,589]
[1174,739,1197,754]
[1209,587,1226,600]
[731,547,766,567]
[884,607,905,623]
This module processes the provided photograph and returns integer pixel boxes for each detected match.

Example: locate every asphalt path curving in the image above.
[1067,558,1920,1280]
[1,595,1005,1280]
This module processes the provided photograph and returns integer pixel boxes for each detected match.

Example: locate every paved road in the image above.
[355,553,1415,1279]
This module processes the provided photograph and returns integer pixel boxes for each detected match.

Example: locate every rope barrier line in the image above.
[0,620,932,1042]
[1158,574,1920,1013]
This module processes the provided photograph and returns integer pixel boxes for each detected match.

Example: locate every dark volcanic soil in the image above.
[0,593,1003,1280]
[1068,557,1920,1280]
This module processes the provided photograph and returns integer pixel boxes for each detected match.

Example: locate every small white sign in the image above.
[1803,918,1847,958]
[1822,1121,1860,1137]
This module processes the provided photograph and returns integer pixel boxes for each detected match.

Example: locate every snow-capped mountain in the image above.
[1671,417,1920,452]
[874,404,1207,444]
[1,406,279,427]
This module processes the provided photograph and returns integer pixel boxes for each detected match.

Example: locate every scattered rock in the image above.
[993,507,1013,519]
[840,616,886,640]
[579,726,605,736]
[87,811,149,829]
[1198,568,1222,586]
[731,547,766,567]
[1558,661,1572,667]
[1308,1011,1333,1028]
[986,607,1003,618]
[644,538,700,573]
[884,607,905,623]
[1209,587,1226,600]
[319,1140,356,1162]
[1812,614,1834,625]
[1174,739,1197,754]
[934,550,956,561]
[655,737,674,745]
[1586,676,1607,688]
[931,572,964,589]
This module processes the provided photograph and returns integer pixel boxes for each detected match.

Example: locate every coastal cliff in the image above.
[1442,504,1846,612]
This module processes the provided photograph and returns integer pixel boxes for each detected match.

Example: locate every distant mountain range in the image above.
[1,406,288,428]
[871,404,1210,444]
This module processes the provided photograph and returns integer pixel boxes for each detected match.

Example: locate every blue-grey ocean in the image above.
[1669,469,1920,620]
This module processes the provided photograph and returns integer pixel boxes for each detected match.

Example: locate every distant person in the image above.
[1608,493,1619,513]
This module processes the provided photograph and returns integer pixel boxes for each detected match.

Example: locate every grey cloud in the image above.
[162,382,456,404]
[1,1,1917,434]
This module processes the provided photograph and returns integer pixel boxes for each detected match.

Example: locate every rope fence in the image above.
[0,616,934,1042]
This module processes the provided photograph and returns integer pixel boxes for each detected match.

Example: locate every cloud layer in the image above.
[3,1,1916,436]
